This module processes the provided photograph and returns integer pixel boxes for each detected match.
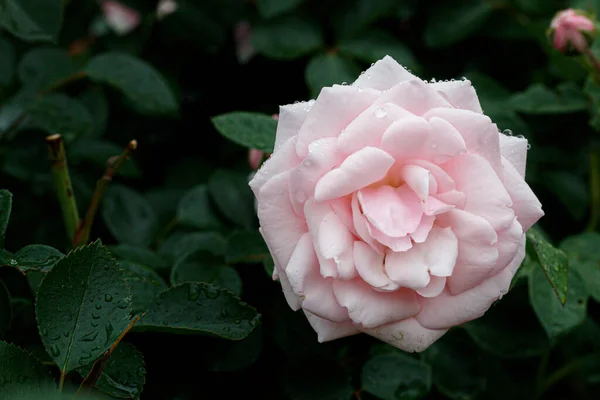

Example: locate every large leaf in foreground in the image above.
[0,341,53,399]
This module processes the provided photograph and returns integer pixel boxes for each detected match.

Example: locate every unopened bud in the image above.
[549,8,596,54]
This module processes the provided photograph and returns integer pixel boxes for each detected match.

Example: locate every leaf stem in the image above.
[58,370,66,392]
[76,315,141,396]
[73,140,138,247]
[46,134,81,245]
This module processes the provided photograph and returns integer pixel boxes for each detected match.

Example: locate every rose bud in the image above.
[101,1,141,36]
[549,8,596,54]
[250,56,544,352]
[157,0,178,20]
[234,21,257,64]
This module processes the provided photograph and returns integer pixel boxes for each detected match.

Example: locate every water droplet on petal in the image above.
[374,107,387,119]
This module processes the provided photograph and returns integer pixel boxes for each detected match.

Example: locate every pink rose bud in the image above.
[249,55,544,352]
[101,1,141,36]
[550,8,596,53]
[234,21,257,64]
[248,149,264,170]
[157,0,178,20]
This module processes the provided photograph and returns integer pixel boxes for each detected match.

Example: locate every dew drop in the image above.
[430,143,437,149]
[223,326,231,333]
[162,320,169,326]
[92,312,100,319]
[203,285,220,299]
[527,143,532,150]
[9,259,17,265]
[105,323,114,343]
[188,284,201,301]
[63,330,70,338]
[503,129,513,136]
[220,309,228,318]
[196,315,203,321]
[91,321,99,328]
[104,294,113,302]
[81,331,99,342]
[374,107,387,119]
[95,304,102,310]
[50,344,60,357]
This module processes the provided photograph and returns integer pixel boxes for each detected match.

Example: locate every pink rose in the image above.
[234,21,257,64]
[250,56,544,352]
[101,1,141,36]
[157,0,178,20]
[550,8,595,53]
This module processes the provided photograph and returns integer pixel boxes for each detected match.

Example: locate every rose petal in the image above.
[352,55,415,90]
[295,85,380,157]
[424,226,458,277]
[353,241,390,288]
[318,212,356,279]
[416,239,526,329]
[351,194,385,253]
[285,233,318,295]
[499,133,528,178]
[302,275,349,322]
[411,215,435,243]
[399,164,431,201]
[380,116,466,164]
[314,147,395,202]
[274,101,314,152]
[501,157,544,231]
[442,153,514,231]
[410,160,456,193]
[257,171,307,271]
[304,310,360,342]
[250,137,301,197]
[376,79,451,116]
[429,79,483,113]
[416,276,447,298]
[368,227,413,252]
[333,280,420,328]
[337,102,413,155]
[361,318,448,353]
[424,196,454,216]
[303,199,338,278]
[385,248,431,289]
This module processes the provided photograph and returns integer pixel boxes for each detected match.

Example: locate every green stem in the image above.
[46,134,80,245]
[58,371,66,392]
[587,148,600,231]
[73,140,137,247]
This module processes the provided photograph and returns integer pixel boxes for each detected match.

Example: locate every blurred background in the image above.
[2,0,600,399]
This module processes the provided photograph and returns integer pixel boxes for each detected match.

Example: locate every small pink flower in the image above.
[157,0,178,20]
[550,8,595,53]
[101,1,141,36]
[234,21,257,64]
[248,114,278,170]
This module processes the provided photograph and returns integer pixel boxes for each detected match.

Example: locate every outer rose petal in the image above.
[416,238,526,330]
[429,80,483,113]
[333,280,420,328]
[304,311,360,342]
[376,79,451,116]
[352,55,415,90]
[257,171,307,270]
[314,147,395,201]
[499,133,528,178]
[353,241,389,288]
[285,233,318,295]
[361,318,448,353]
[302,275,349,322]
[274,102,314,152]
[249,137,300,196]
[295,85,380,157]
[501,157,544,230]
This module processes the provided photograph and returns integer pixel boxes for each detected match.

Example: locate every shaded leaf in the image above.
[108,244,169,271]
[18,48,77,91]
[0,37,15,86]
[86,53,179,116]
[283,356,354,400]
[211,112,277,153]
[263,256,275,278]
[252,16,323,60]
[79,87,109,138]
[171,250,242,296]
[225,230,269,264]
[0,341,53,399]
[208,169,255,229]
[0,189,12,247]
[120,261,169,315]
[158,231,227,264]
[176,184,224,230]
[207,325,262,372]
[560,232,600,302]
[102,185,159,247]
[0,0,63,42]
[362,352,431,400]
[35,241,132,373]
[511,83,588,114]
[70,139,141,178]
[334,0,396,39]
[0,280,11,337]
[257,0,303,19]
[134,282,259,340]
[305,53,360,98]
[14,244,63,272]
[526,227,569,304]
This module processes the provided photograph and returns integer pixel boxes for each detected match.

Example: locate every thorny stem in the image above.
[46,134,81,245]
[77,316,141,396]
[73,140,138,247]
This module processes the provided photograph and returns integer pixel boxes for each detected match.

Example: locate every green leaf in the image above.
[560,232,600,302]
[78,342,145,399]
[540,171,588,221]
[526,228,569,304]
[334,0,397,39]
[120,261,169,315]
[463,286,550,358]
[257,0,303,18]
[134,282,259,340]
[338,30,419,72]
[424,0,494,48]
[283,356,354,400]
[18,48,77,91]
[35,241,133,373]
[14,244,63,272]
[176,184,224,230]
[102,185,160,247]
[584,77,600,130]
[79,87,109,138]
[0,189,12,246]
[0,341,53,398]
[24,94,94,142]
[171,250,242,296]
[108,244,169,271]
[0,0,63,42]
[225,230,269,264]
[86,53,179,116]
[0,37,15,86]
[252,16,323,60]
[0,280,11,337]
[206,325,263,372]
[529,266,587,340]
[158,231,227,264]
[511,83,588,114]
[305,53,360,98]
[211,112,277,153]
[362,353,431,400]
[208,169,256,229]
[263,256,275,278]
[70,139,141,178]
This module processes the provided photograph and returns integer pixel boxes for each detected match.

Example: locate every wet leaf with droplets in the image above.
[0,341,54,399]
[208,169,256,229]
[560,232,600,302]
[362,352,431,400]
[133,283,260,340]
[120,261,169,315]
[107,244,169,271]
[224,230,269,264]
[526,227,569,304]
[35,241,132,373]
[14,245,64,272]
[77,342,145,399]
[170,250,242,296]
[211,111,277,153]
